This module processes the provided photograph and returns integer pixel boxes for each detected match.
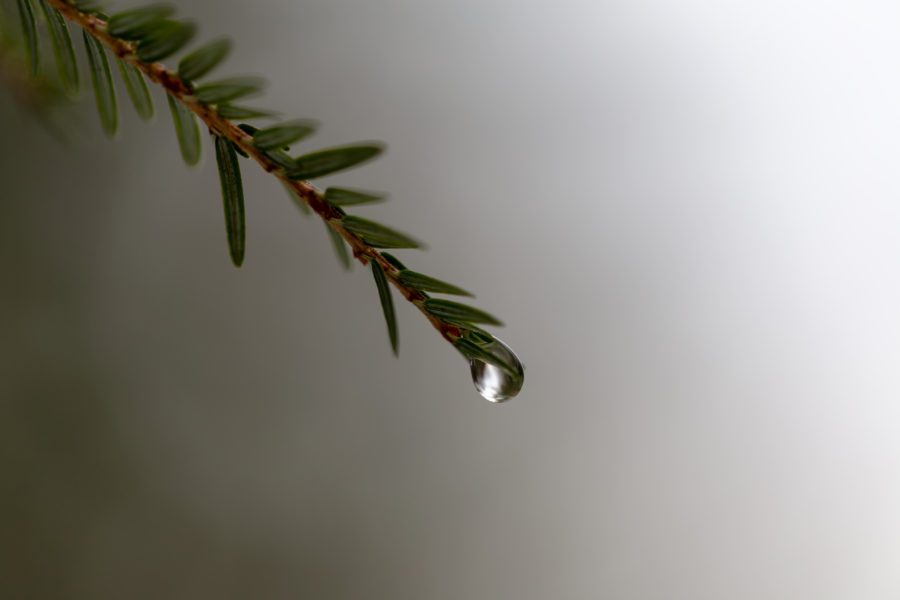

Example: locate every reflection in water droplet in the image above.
[469,337,524,403]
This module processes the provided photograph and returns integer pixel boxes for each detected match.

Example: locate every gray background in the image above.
[3,0,900,598]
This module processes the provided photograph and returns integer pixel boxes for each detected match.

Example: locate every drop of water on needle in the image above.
[469,337,524,403]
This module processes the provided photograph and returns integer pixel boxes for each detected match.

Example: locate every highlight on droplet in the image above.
[467,337,524,403]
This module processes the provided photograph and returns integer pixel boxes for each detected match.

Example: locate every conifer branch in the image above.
[3,0,524,397]
[47,0,470,342]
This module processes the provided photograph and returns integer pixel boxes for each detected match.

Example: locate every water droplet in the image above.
[469,337,524,403]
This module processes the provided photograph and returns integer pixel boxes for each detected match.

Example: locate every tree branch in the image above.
[46,0,466,347]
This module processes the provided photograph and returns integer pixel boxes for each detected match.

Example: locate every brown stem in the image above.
[46,0,463,345]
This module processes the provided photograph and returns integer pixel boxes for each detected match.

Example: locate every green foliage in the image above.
[462,328,495,347]
[288,143,383,180]
[216,104,277,120]
[282,182,310,214]
[397,270,472,297]
[71,0,106,15]
[325,187,386,207]
[325,223,352,270]
[214,135,245,266]
[166,93,200,165]
[107,4,175,39]
[0,0,520,385]
[263,148,296,171]
[83,30,117,136]
[252,119,318,150]
[135,19,195,62]
[380,252,407,271]
[454,338,518,377]
[423,299,503,326]
[194,76,264,104]
[341,215,420,249]
[371,260,398,355]
[39,0,78,94]
[117,58,154,120]
[177,37,230,81]
[16,0,38,74]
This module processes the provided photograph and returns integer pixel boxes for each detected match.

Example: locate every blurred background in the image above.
[3,0,900,597]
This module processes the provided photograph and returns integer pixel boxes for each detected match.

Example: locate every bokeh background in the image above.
[3,0,900,598]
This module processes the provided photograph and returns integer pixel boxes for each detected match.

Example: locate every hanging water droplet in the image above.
[468,337,524,403]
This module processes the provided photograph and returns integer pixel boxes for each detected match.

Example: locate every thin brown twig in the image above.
[46,0,465,347]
